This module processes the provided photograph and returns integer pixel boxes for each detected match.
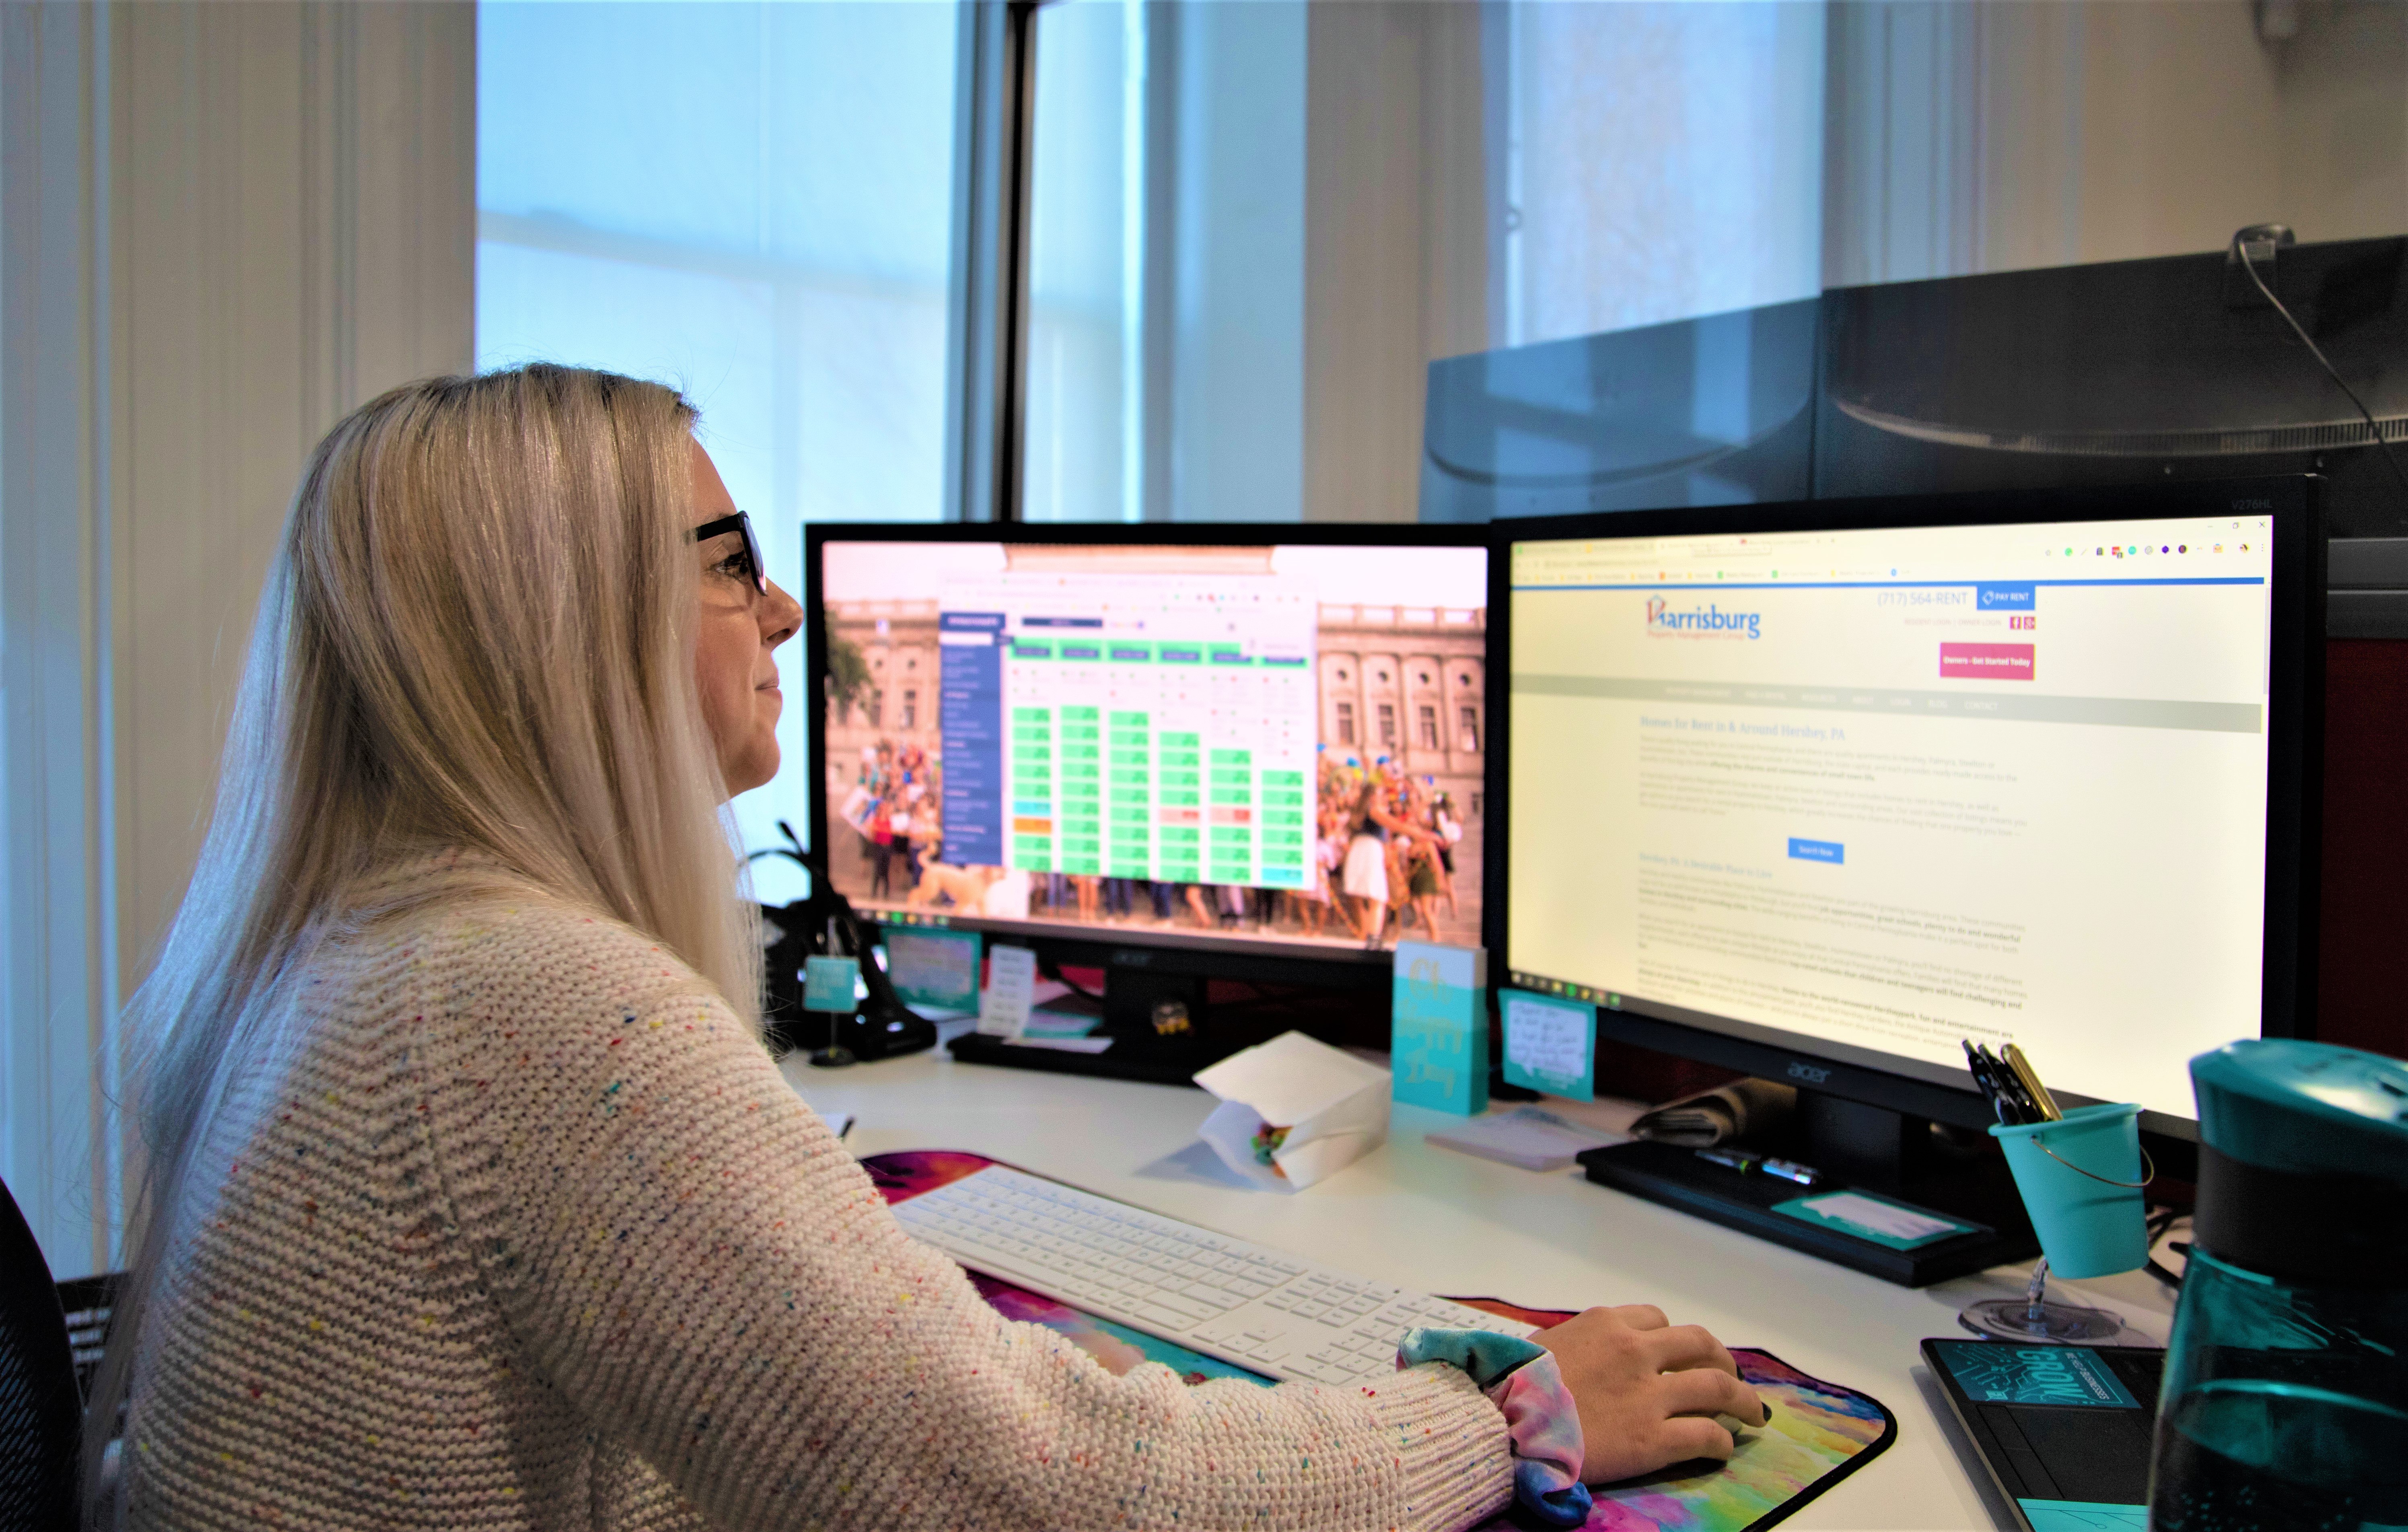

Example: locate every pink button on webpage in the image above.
[1938,642,2035,680]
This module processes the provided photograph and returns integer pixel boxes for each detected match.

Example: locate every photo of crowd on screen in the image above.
[818,594,1487,952]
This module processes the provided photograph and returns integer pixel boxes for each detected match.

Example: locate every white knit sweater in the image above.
[126,857,1515,1530]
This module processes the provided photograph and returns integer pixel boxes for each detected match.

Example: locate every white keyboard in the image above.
[892,1164,1532,1386]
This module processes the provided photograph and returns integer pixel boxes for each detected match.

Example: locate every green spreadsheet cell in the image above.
[1063,744,1100,761]
[1109,864,1150,879]
[1264,790,1303,807]
[1161,826,1200,844]
[1012,707,1048,723]
[1063,842,1100,859]
[1161,770,1199,787]
[1061,727,1099,742]
[1110,711,1148,726]
[1264,809,1303,827]
[1109,734,1148,750]
[1208,790,1251,806]
[1209,768,1250,786]
[1021,858,1053,873]
[1265,830,1304,848]
[1210,749,1250,765]
[1159,732,1200,747]
[1160,865,1200,882]
[1110,805,1150,822]
[1063,764,1100,780]
[1109,751,1148,766]
[1209,827,1252,844]
[1264,850,1304,867]
[1014,836,1052,855]
[1160,790,1199,807]
[1012,727,1050,744]
[1062,857,1100,875]
[1061,706,1100,721]
[1108,771,1148,789]
[1209,865,1252,883]
[1262,770,1304,787]
[1017,748,1052,764]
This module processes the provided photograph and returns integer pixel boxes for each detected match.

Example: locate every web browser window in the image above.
[1506,515,2275,1119]
[821,541,1488,956]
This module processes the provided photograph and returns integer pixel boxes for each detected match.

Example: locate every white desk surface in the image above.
[783,1044,2178,1532]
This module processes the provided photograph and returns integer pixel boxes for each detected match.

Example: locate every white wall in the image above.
[0,1,472,1278]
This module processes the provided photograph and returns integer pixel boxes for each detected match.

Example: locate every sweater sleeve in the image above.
[417,910,1513,1532]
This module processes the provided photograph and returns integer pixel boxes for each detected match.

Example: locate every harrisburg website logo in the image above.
[1645,595,1762,640]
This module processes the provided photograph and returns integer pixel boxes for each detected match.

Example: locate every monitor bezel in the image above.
[1490,474,2326,1140]
[801,520,1504,992]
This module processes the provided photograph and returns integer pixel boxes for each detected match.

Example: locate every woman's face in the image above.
[690,441,802,799]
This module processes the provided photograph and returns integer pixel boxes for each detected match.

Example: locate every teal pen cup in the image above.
[1990,1102,2150,1279]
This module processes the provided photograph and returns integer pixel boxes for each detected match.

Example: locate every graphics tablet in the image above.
[1922,1337,2160,1531]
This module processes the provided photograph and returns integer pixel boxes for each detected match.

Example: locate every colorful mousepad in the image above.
[862,1151,1896,1532]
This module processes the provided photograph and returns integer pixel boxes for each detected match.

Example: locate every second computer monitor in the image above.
[809,528,1492,969]
[1502,478,2321,1133]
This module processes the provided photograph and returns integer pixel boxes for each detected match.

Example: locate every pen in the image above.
[2001,1043,2063,1122]
[1980,1044,2039,1123]
[1962,1040,2019,1124]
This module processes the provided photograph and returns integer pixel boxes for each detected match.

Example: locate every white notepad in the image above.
[1425,1106,1628,1171]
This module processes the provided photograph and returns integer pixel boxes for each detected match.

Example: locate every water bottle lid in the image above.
[2190,1040,2408,1285]
[2189,1040,2408,1181]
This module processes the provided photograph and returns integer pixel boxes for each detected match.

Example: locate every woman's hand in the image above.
[1535,1304,1766,1483]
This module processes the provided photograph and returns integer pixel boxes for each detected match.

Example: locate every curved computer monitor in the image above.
[1498,476,2325,1150]
[804,524,1496,1021]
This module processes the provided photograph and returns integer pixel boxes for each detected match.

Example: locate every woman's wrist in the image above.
[1398,1328,1592,1529]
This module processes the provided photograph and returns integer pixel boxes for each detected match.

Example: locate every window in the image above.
[1377,703,1396,748]
[1498,1,1825,345]
[901,690,918,731]
[1417,705,1439,750]
[868,689,885,729]
[1021,1,1309,522]
[1459,705,1482,754]
[1335,701,1356,746]
[475,2,958,900]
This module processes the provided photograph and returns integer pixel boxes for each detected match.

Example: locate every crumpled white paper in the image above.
[1192,1031,1392,1192]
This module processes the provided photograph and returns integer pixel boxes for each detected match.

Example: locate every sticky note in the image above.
[1500,990,1595,1099]
[1770,1190,1978,1250]
[886,927,982,1011]
[803,956,860,1014]
[978,944,1038,1039]
[1391,941,1487,1116]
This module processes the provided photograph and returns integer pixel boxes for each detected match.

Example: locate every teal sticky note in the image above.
[1769,1189,1980,1250]
[1391,941,1488,1116]
[803,956,860,1013]
[1499,990,1595,1098]
[884,926,982,1011]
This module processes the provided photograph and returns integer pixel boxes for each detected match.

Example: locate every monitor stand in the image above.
[945,965,1241,1087]
[1575,1091,2038,1287]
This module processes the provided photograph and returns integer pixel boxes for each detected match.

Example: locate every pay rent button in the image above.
[1975,582,2035,611]
[1788,838,1844,865]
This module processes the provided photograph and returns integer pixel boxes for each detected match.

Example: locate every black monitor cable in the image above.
[2229,226,2408,507]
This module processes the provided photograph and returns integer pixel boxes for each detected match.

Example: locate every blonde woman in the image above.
[93,366,1759,1531]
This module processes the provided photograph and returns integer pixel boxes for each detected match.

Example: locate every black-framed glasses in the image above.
[691,510,767,595]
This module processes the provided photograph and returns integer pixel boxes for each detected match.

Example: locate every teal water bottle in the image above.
[2150,1040,2408,1530]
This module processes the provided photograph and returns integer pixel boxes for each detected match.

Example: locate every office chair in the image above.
[0,1175,81,1530]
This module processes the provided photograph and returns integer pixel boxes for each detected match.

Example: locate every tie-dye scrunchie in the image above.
[1397,1328,1591,1528]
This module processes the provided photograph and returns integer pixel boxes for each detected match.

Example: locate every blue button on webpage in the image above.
[1789,838,1844,864]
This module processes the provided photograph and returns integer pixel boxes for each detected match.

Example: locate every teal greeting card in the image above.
[1392,941,1487,1116]
[885,927,982,1011]
[1500,990,1595,1098]
[803,955,860,1013]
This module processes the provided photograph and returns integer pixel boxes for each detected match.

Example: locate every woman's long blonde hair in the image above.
[83,364,762,1509]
